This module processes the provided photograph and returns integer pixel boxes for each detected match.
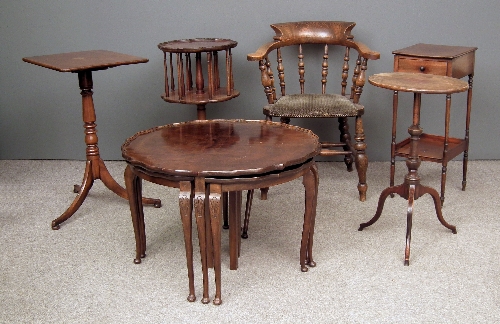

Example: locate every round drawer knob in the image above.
[419,66,425,72]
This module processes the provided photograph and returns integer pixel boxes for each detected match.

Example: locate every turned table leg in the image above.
[462,74,474,191]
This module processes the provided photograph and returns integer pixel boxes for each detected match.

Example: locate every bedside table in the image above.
[391,43,477,205]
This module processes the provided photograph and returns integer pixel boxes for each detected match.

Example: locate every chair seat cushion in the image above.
[264,93,363,118]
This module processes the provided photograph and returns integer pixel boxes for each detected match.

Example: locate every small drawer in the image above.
[395,57,449,76]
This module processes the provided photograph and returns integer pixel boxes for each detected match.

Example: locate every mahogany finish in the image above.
[393,43,476,79]
[158,38,239,120]
[359,72,468,266]
[392,43,477,205]
[122,119,320,305]
[247,21,380,202]
[159,38,247,234]
[22,50,161,230]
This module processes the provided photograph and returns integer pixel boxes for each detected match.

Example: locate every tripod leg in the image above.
[404,185,416,266]
[359,185,398,231]
[99,159,161,208]
[52,161,94,230]
[420,185,457,234]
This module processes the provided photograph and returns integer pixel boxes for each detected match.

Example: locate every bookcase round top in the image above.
[158,38,237,53]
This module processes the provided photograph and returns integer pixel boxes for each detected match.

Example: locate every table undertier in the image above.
[395,133,466,163]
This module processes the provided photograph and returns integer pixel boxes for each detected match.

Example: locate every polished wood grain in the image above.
[368,72,468,94]
[22,50,160,230]
[122,120,320,177]
[158,38,249,236]
[23,50,148,72]
[122,119,320,305]
[393,43,476,79]
[360,72,468,266]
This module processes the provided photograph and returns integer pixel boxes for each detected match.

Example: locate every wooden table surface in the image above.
[22,50,148,72]
[158,38,237,53]
[369,72,469,94]
[122,119,320,177]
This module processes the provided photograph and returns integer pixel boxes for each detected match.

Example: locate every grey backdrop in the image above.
[1,0,499,161]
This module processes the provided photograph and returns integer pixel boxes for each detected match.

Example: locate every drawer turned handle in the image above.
[419,66,426,72]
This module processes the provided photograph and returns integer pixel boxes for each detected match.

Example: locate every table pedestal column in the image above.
[51,70,161,229]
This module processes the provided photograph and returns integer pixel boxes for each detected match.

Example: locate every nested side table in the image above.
[122,119,320,305]
[392,43,477,205]
[359,72,469,266]
[23,50,161,229]
[158,38,240,120]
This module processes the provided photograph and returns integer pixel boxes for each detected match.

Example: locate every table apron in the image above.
[129,164,193,188]
[205,160,316,192]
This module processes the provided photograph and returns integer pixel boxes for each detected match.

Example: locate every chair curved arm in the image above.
[247,40,380,62]
[346,40,380,60]
[247,41,281,61]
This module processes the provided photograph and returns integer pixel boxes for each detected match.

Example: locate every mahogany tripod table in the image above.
[359,72,469,266]
[122,119,320,305]
[22,50,161,230]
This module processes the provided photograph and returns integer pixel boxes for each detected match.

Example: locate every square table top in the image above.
[22,50,148,72]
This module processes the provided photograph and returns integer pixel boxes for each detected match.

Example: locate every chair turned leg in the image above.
[354,115,368,202]
[338,117,354,172]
